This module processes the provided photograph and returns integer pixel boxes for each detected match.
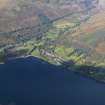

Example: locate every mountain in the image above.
[1,0,105,82]
[0,0,99,32]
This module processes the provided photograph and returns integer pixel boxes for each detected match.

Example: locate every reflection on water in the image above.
[0,57,105,105]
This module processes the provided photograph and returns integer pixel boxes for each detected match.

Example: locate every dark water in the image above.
[0,57,105,105]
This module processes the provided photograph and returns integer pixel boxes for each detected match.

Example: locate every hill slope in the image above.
[1,0,105,82]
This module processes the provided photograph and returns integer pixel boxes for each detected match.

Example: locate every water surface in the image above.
[0,57,105,105]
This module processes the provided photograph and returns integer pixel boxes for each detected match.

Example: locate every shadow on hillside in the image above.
[0,57,105,105]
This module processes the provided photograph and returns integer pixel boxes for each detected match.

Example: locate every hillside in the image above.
[1,0,105,82]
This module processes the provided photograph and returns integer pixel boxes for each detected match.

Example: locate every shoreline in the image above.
[0,55,35,64]
[0,55,105,85]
